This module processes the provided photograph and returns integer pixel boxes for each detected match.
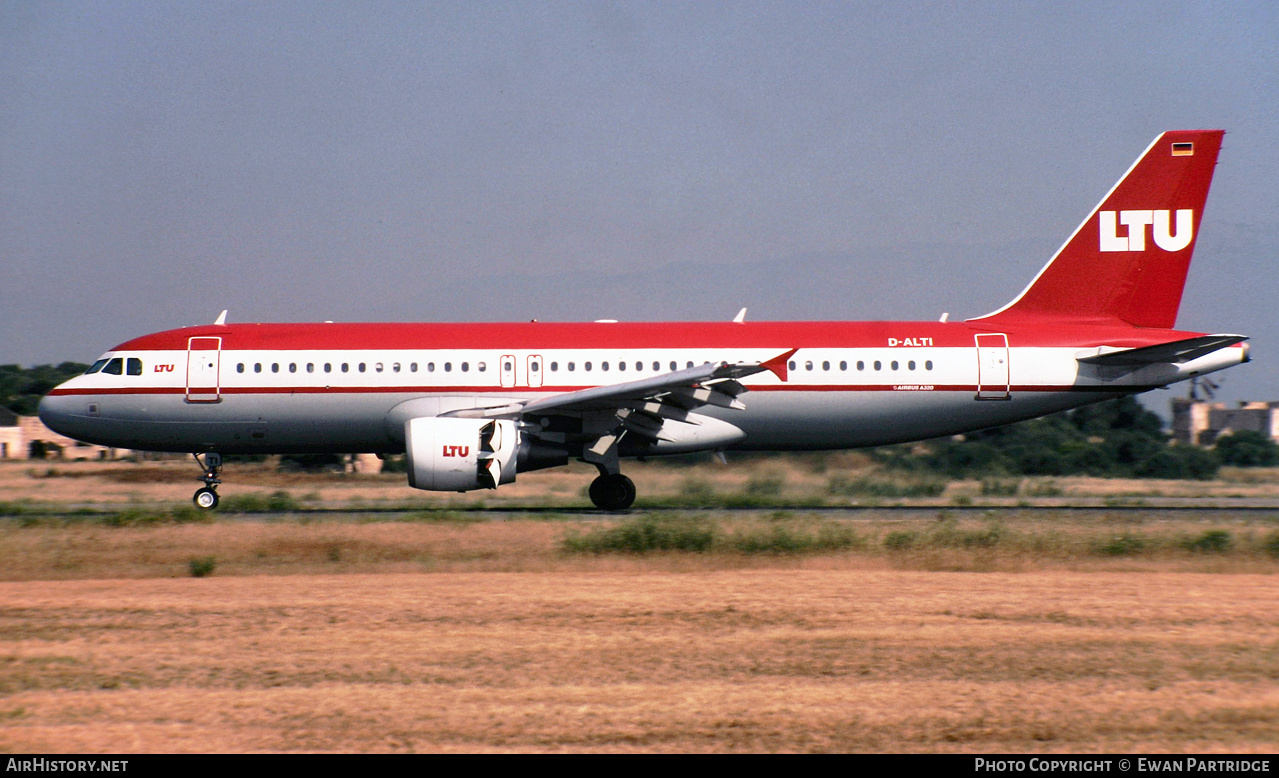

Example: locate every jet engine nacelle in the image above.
[404,417,518,492]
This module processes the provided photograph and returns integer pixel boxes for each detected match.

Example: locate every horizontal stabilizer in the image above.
[1076,334,1248,367]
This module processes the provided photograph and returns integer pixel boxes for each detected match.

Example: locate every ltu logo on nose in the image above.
[1099,209,1193,252]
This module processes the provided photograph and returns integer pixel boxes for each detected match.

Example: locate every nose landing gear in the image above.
[192,452,223,509]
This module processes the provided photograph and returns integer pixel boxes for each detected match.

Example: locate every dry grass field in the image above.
[2,460,1278,753]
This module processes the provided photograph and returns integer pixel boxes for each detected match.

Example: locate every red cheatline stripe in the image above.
[44,384,1142,398]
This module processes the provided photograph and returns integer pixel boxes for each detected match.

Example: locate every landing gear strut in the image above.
[192,452,223,510]
[582,431,635,511]
[588,472,636,511]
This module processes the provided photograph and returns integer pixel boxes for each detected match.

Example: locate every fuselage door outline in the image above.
[975,333,1011,400]
[186,337,222,403]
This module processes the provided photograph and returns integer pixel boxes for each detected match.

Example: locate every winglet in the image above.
[762,348,797,382]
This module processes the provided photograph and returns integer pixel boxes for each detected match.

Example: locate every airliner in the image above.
[39,130,1249,510]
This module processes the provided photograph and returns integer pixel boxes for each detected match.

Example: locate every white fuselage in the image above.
[38,320,1247,456]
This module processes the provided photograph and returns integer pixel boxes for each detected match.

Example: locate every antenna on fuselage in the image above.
[214,310,228,326]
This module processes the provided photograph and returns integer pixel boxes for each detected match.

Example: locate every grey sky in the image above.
[3,1,1277,404]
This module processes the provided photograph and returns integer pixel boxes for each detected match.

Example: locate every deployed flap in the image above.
[1076,334,1247,367]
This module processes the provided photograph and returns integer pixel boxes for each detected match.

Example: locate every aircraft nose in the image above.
[38,390,80,438]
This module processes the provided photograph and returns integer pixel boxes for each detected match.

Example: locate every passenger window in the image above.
[891,361,899,370]
[908,361,916,371]
[237,363,245,374]
[652,361,660,371]
[290,363,297,373]
[670,361,677,371]
[602,362,609,371]
[254,363,262,373]
[857,361,865,371]
[550,362,558,372]
[358,363,366,373]
[585,362,593,371]
[478,362,486,372]
[307,363,315,373]
[375,362,383,373]
[568,362,575,372]
[444,362,452,372]
[324,363,332,373]
[427,362,435,372]
[410,363,418,372]
[341,363,349,373]
[272,363,280,373]
[925,360,934,371]
[617,361,625,371]
[461,362,469,372]
[874,361,882,371]
[636,362,643,371]
[840,361,848,371]
[392,363,401,373]
[788,361,797,371]
[822,361,830,371]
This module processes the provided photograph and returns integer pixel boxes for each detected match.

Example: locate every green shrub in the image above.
[1264,532,1279,559]
[884,531,917,551]
[931,519,1003,548]
[188,556,217,577]
[981,479,1021,496]
[1185,529,1232,554]
[677,478,716,502]
[219,490,299,513]
[1023,481,1064,497]
[1096,534,1145,556]
[743,472,786,497]
[729,521,858,555]
[828,475,947,498]
[1214,430,1279,467]
[265,490,300,511]
[100,508,167,527]
[562,515,716,554]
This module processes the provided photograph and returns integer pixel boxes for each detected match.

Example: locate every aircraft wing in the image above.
[442,353,792,457]
[1076,334,1248,367]
[473,360,771,420]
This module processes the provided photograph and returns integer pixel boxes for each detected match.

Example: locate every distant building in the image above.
[1171,398,1279,446]
[0,412,131,460]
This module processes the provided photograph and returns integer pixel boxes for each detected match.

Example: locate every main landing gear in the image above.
[582,431,636,511]
[192,452,223,510]
[588,471,636,511]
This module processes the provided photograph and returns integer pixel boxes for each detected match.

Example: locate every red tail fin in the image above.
[972,130,1224,328]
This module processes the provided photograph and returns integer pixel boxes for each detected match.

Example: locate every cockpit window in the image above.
[101,358,124,375]
[127,358,143,376]
[84,359,109,375]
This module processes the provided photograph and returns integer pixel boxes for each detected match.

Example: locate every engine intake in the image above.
[404,417,518,492]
